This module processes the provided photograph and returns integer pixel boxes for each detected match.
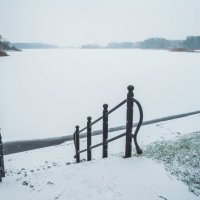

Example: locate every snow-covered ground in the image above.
[1,114,200,200]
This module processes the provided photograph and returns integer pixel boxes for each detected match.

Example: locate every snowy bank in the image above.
[2,156,199,200]
[1,114,200,199]
[0,50,8,56]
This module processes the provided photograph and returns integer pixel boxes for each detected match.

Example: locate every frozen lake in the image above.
[0,49,199,141]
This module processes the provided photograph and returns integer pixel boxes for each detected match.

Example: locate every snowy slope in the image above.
[2,156,199,200]
[1,114,200,200]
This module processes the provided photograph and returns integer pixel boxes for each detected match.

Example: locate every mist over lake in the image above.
[0,49,199,141]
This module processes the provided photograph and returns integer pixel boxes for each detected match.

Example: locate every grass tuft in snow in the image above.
[144,131,200,196]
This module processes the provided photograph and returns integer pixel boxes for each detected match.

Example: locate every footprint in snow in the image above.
[54,194,61,199]
[47,181,54,185]
[22,181,29,186]
[65,162,71,166]
[158,196,167,200]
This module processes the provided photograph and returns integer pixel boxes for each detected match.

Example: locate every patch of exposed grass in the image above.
[144,132,200,196]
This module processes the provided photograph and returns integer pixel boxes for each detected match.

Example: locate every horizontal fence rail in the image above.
[73,85,144,163]
[76,99,127,135]
[3,110,200,155]
[76,132,127,155]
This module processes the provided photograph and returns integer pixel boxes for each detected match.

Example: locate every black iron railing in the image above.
[73,85,143,163]
[0,132,5,182]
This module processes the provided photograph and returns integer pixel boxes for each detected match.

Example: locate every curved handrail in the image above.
[73,97,144,158]
[73,85,144,162]
[132,98,143,154]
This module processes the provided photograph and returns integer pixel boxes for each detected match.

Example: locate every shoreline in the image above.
[0,50,9,56]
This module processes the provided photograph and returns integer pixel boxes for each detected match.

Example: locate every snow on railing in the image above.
[73,85,143,163]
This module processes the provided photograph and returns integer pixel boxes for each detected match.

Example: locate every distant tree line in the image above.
[136,36,200,50]
[13,43,59,49]
[0,35,19,51]
[81,36,200,50]
[106,42,134,49]
[135,38,182,49]
[183,36,200,49]
[81,44,102,49]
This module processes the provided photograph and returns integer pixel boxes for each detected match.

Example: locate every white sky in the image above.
[0,0,200,46]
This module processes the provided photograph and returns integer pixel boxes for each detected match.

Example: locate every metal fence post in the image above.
[0,133,1,182]
[87,117,92,161]
[125,85,134,158]
[0,132,5,178]
[103,104,108,158]
[75,126,80,163]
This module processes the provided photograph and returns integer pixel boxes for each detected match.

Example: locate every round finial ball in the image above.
[103,104,108,109]
[75,125,79,129]
[87,116,92,121]
[127,85,134,91]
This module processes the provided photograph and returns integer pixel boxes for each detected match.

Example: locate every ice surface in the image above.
[0,49,200,141]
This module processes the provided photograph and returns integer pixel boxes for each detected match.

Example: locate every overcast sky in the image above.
[0,0,200,46]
